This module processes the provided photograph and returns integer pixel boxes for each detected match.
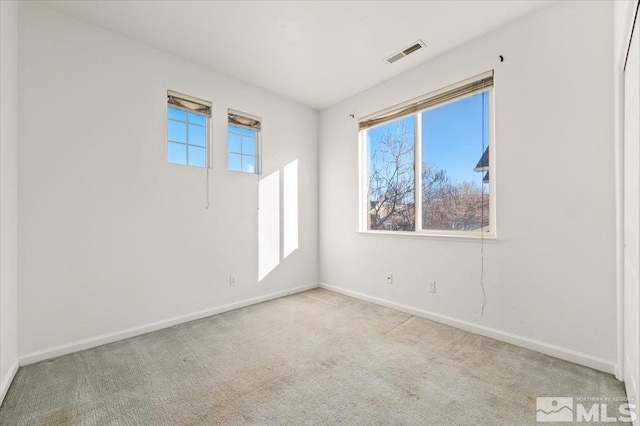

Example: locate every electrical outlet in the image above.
[427,280,436,293]
[230,275,238,286]
[386,273,393,284]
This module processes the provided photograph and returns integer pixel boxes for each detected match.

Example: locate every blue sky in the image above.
[367,91,489,187]
[422,91,489,184]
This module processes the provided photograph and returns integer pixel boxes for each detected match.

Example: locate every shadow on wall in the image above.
[258,159,299,281]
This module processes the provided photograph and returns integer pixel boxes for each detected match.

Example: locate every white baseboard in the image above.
[0,358,19,405]
[20,283,319,366]
[319,283,617,375]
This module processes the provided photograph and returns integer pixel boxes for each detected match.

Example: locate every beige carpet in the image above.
[0,289,626,425]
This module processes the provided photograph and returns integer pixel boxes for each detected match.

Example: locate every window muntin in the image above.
[166,90,211,168]
[227,110,261,174]
[361,74,494,237]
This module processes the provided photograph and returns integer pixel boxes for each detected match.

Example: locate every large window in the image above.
[167,91,211,168]
[360,72,494,237]
[228,109,261,174]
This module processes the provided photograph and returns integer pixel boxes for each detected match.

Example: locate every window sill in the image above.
[167,162,209,169]
[357,230,497,242]
[228,169,259,176]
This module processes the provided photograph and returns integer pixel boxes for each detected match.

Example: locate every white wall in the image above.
[17,2,318,362]
[0,0,19,402]
[319,1,617,373]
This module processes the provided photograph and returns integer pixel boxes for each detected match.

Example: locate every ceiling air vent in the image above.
[385,40,426,64]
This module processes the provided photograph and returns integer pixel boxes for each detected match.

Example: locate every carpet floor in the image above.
[0,289,626,425]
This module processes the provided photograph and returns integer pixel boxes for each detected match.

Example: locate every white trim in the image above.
[625,353,640,426]
[319,283,617,375]
[616,82,625,382]
[19,283,319,366]
[414,112,423,232]
[615,15,626,383]
[358,130,368,232]
[626,379,639,426]
[357,230,498,242]
[488,86,497,238]
[0,359,19,406]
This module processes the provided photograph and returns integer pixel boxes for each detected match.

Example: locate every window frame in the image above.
[166,104,211,169]
[358,83,496,239]
[227,110,262,175]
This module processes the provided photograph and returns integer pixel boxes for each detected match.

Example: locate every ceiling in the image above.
[35,1,552,109]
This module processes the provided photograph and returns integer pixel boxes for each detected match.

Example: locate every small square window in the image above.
[167,91,211,168]
[227,110,261,174]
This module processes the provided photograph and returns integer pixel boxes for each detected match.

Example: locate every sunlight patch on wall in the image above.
[258,170,280,281]
[283,160,299,258]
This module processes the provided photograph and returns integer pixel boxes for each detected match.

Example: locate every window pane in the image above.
[241,128,256,138]
[243,155,256,174]
[228,133,241,153]
[168,142,187,165]
[189,124,206,147]
[242,137,256,155]
[228,153,242,172]
[168,120,186,143]
[168,107,187,121]
[188,146,206,168]
[228,125,242,135]
[188,113,206,126]
[421,91,489,232]
[367,116,415,231]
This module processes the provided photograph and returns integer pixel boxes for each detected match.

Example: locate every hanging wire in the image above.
[480,91,487,315]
